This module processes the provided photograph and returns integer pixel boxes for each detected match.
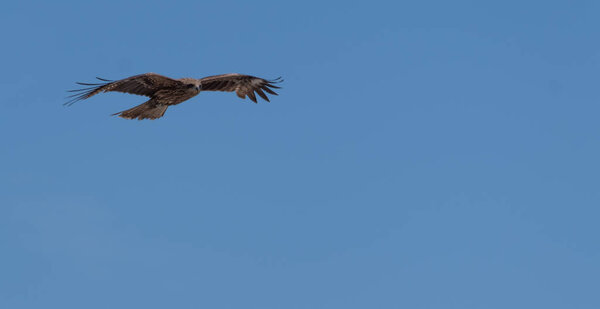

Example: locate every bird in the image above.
[66,73,283,120]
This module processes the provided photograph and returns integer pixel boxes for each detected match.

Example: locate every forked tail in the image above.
[112,101,168,120]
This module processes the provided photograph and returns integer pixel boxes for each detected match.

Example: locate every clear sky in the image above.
[1,1,599,308]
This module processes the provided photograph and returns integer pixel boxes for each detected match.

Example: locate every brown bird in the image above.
[66,73,282,120]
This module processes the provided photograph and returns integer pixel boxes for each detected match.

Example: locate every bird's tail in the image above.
[112,101,168,120]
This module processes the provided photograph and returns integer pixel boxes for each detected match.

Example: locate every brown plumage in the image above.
[66,73,282,120]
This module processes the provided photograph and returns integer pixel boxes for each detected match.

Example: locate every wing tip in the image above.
[268,76,284,83]
[65,78,109,105]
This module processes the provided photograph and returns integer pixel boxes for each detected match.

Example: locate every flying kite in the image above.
[66,73,282,120]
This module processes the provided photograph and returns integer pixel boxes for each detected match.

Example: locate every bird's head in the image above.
[186,83,201,92]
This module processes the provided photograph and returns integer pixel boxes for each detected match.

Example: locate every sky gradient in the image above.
[1,1,600,308]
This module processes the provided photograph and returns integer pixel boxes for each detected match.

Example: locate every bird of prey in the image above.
[66,73,282,120]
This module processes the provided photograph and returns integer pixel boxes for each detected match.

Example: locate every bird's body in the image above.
[66,73,282,120]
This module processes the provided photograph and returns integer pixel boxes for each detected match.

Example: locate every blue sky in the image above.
[1,1,599,308]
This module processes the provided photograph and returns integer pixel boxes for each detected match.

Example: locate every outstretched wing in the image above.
[65,73,183,106]
[198,73,282,103]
